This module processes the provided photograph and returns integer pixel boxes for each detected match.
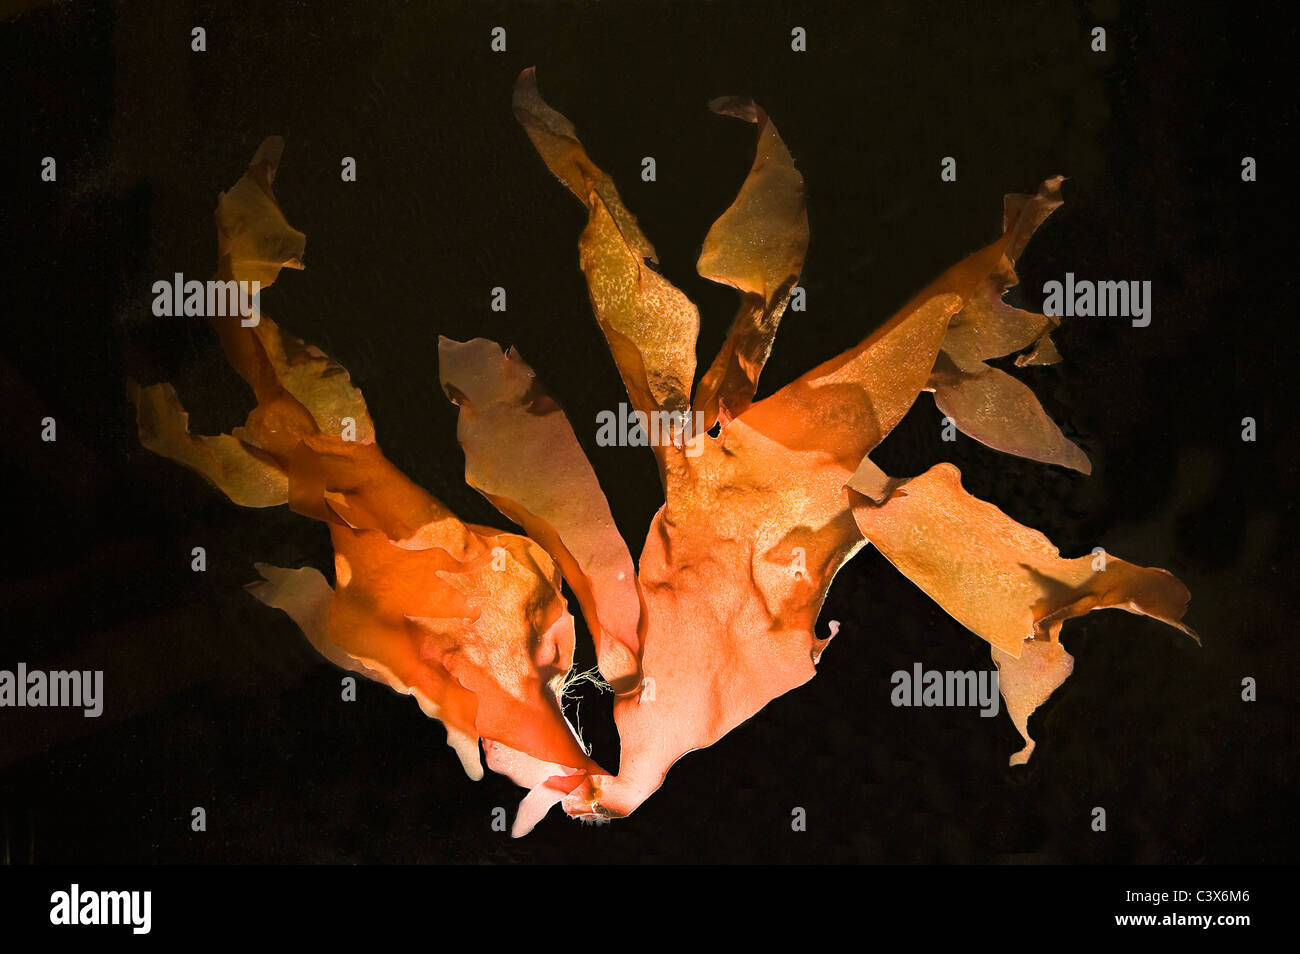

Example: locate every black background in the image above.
[0,0,1294,863]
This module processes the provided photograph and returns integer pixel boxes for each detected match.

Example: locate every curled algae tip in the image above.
[131,67,1194,837]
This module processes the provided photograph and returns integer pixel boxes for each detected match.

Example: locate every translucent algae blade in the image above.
[216,136,306,289]
[513,68,699,442]
[438,337,644,691]
[511,68,656,262]
[129,380,289,508]
[561,416,867,819]
[738,239,1006,466]
[992,638,1074,766]
[694,97,809,430]
[848,462,1196,655]
[848,461,1196,762]
[938,177,1065,372]
[925,176,1090,473]
[928,352,1091,474]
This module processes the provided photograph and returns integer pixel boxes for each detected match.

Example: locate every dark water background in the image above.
[0,0,1294,862]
